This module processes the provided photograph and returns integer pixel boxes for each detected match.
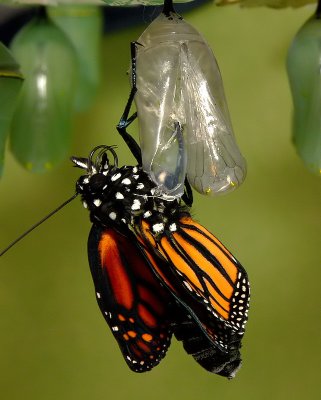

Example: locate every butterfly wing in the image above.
[137,215,250,351]
[88,224,173,372]
[131,238,243,377]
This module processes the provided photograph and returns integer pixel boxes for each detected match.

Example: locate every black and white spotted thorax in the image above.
[71,146,185,233]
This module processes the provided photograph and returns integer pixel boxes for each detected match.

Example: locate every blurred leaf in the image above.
[1,0,193,5]
[217,0,316,8]
[0,42,24,177]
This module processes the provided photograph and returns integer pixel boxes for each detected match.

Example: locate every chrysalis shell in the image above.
[134,11,246,196]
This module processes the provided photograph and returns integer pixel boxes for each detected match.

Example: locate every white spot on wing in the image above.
[152,223,164,233]
[169,223,177,232]
[183,281,193,291]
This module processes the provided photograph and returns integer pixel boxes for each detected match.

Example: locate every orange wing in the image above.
[88,225,174,372]
[136,215,250,351]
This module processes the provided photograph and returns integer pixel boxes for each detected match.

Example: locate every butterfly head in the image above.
[71,145,118,175]
[71,145,118,196]
[71,145,183,229]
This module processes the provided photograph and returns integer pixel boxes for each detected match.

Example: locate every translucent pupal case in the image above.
[134,11,246,197]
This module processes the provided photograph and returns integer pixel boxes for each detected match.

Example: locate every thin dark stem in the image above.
[36,5,48,19]
[316,0,321,18]
[0,193,78,257]
[163,0,175,16]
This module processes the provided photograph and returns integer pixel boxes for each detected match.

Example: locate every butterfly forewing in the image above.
[88,225,173,372]
[172,217,250,332]
[136,216,250,347]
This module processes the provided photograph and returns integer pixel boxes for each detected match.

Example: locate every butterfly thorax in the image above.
[72,148,185,233]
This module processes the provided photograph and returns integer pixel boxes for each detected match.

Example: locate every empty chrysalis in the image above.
[133,2,246,197]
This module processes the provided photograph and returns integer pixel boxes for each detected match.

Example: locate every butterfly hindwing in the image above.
[87,224,173,372]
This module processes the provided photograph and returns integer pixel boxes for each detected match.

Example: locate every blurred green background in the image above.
[0,4,320,400]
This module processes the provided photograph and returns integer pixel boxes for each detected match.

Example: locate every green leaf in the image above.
[0,42,24,177]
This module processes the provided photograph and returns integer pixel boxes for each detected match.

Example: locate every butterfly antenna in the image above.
[0,193,78,257]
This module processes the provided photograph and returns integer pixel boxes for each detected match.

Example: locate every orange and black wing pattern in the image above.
[88,225,174,372]
[136,215,250,352]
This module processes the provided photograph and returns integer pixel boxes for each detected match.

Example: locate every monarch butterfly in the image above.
[132,0,247,197]
[70,63,250,376]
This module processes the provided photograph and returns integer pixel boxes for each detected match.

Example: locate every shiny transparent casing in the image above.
[134,11,246,196]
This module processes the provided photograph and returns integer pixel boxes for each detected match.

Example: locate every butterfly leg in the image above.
[163,0,175,16]
[117,41,142,165]
[183,177,193,207]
